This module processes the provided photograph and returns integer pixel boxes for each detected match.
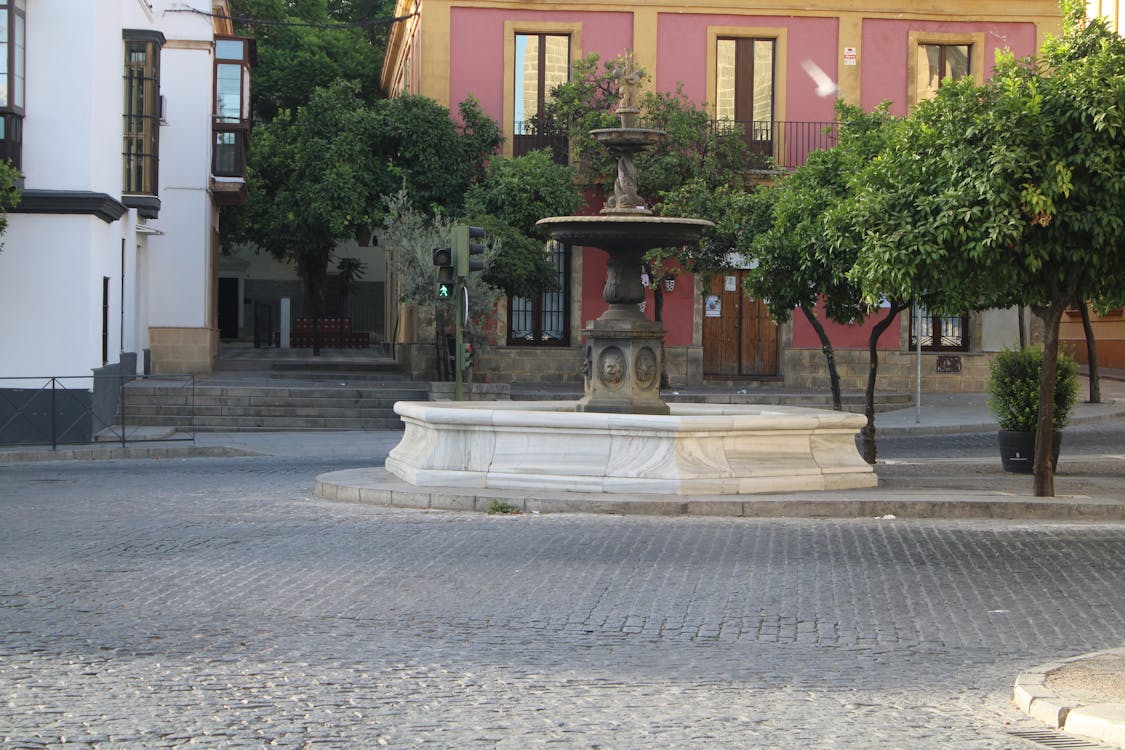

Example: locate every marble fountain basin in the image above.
[383,401,876,495]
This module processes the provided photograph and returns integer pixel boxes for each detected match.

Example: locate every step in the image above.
[123,414,405,430]
[123,394,418,409]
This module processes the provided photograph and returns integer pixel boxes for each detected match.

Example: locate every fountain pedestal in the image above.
[579,308,666,415]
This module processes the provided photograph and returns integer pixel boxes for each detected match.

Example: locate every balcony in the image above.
[515,117,838,173]
[513,117,569,165]
[711,120,839,172]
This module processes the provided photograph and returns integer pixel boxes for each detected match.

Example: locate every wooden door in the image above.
[702,271,778,377]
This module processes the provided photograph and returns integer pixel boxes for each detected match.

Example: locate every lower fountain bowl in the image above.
[382,400,876,495]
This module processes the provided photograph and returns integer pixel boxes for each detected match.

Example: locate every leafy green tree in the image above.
[225,84,501,344]
[463,149,581,299]
[749,103,900,439]
[227,81,390,349]
[849,3,1125,495]
[231,0,385,120]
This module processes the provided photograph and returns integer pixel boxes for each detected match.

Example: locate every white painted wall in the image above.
[0,0,221,379]
[0,215,125,378]
[146,4,217,330]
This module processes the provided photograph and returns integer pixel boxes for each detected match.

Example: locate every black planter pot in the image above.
[998,430,1062,473]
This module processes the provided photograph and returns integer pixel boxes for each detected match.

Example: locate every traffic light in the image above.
[462,342,473,370]
[453,225,486,277]
[432,246,453,299]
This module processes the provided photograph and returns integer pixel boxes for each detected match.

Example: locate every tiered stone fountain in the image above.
[316,52,876,502]
[537,59,710,415]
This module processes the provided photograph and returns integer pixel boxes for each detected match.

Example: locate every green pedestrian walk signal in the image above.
[433,246,454,300]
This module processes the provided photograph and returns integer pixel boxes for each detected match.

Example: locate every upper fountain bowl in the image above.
[590,127,667,152]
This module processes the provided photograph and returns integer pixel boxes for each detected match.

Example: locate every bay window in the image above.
[0,0,25,170]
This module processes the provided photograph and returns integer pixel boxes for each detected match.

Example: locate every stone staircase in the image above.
[119,351,428,431]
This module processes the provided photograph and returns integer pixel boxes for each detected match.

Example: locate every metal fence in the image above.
[0,374,195,449]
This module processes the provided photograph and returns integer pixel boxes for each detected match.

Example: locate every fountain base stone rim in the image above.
[382,400,877,496]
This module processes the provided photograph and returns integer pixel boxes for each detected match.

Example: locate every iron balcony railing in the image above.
[710,119,839,171]
[514,118,839,172]
[513,117,569,165]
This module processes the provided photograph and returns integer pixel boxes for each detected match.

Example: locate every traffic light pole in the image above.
[454,277,465,402]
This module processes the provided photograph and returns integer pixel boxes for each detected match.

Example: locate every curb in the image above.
[315,467,1125,521]
[0,444,260,462]
[1014,648,1125,748]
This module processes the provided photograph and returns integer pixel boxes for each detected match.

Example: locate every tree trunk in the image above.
[1034,305,1064,497]
[1034,271,1079,497]
[860,304,906,464]
[1018,305,1027,349]
[1079,299,1101,404]
[799,302,842,411]
[298,251,330,357]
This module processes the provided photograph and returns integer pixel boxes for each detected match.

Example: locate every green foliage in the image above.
[224,80,502,309]
[463,150,580,299]
[378,189,500,334]
[231,0,385,120]
[750,103,899,325]
[658,178,776,282]
[849,17,1125,314]
[465,150,580,237]
[0,160,21,247]
[486,500,522,515]
[988,347,1078,432]
[547,53,758,207]
[374,95,502,216]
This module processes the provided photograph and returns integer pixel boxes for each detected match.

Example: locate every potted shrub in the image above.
[987,346,1079,473]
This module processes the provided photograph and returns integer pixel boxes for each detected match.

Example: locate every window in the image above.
[508,241,569,346]
[916,43,970,100]
[122,31,162,198]
[911,306,969,352]
[0,0,25,170]
[512,32,569,162]
[213,35,253,178]
[907,32,983,106]
[715,37,775,163]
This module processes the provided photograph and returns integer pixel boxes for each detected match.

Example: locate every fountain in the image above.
[316,52,876,503]
[536,52,711,415]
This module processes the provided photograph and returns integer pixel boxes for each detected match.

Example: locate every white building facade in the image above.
[0,0,250,382]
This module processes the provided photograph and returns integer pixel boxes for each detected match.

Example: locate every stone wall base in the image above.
[150,327,216,375]
[784,348,996,393]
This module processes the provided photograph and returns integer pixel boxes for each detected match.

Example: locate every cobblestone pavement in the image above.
[2,429,1125,748]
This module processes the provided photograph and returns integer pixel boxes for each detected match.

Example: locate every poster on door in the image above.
[705,295,722,317]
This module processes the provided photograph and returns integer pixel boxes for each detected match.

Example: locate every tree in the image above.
[741,104,899,416]
[226,81,389,352]
[463,149,582,299]
[379,189,501,377]
[224,84,502,349]
[849,3,1125,495]
[231,0,385,121]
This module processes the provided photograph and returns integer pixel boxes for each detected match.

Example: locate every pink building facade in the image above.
[382,0,1060,392]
